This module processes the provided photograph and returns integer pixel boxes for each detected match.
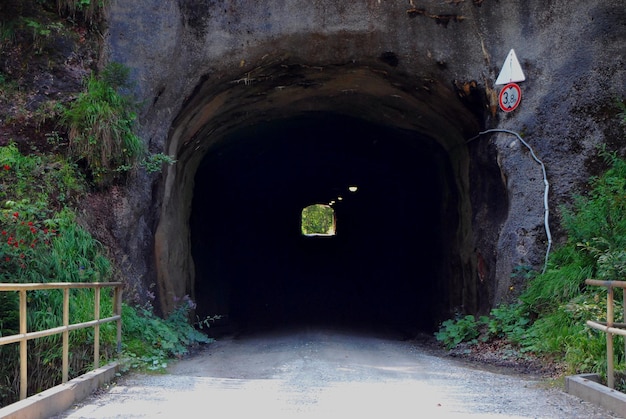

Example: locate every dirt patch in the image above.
[412,333,565,379]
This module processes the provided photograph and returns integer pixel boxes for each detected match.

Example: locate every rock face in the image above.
[102,0,625,322]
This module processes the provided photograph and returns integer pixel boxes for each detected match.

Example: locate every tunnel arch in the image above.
[154,59,485,333]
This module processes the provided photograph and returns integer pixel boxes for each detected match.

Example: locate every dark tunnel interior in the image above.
[190,113,458,335]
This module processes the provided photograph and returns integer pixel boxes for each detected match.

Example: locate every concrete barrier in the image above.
[0,362,120,419]
[566,373,626,417]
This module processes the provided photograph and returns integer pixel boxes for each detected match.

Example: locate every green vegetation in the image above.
[0,2,193,407]
[62,62,144,187]
[0,143,92,282]
[301,204,335,235]
[0,144,114,404]
[435,315,481,349]
[57,0,107,25]
[61,61,176,185]
[437,142,626,382]
[121,297,213,372]
[0,144,209,407]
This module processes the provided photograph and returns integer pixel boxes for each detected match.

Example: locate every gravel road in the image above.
[56,326,617,418]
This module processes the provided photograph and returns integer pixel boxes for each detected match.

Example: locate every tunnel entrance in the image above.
[190,113,458,334]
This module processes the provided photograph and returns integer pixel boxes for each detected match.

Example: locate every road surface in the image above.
[56,326,616,418]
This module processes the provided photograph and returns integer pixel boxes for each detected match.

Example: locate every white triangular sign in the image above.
[495,49,526,85]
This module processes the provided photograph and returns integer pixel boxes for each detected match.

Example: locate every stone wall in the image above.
[100,0,625,316]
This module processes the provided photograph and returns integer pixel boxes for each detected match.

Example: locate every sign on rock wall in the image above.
[496,49,525,113]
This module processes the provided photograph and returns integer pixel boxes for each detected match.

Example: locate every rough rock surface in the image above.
[98,0,625,314]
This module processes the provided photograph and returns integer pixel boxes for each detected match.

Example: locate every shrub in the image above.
[435,315,480,349]
[121,297,213,373]
[484,303,531,345]
[62,63,143,187]
[0,144,116,406]
[0,144,96,283]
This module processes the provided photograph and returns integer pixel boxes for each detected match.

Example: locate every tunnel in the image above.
[190,113,455,334]
[155,62,489,336]
[106,0,621,339]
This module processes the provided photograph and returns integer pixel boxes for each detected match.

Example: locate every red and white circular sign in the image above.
[498,83,522,112]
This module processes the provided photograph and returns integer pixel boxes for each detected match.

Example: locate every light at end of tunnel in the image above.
[348,186,358,193]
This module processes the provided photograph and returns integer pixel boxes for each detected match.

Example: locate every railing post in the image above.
[19,289,27,400]
[607,285,615,389]
[62,288,69,383]
[94,286,101,369]
[115,285,122,353]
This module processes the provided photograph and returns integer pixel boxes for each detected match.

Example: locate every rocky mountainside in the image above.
[2,0,626,321]
[0,1,100,152]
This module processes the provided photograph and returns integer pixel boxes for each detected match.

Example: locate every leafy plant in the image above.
[484,303,531,345]
[120,297,213,373]
[20,17,64,54]
[140,153,176,174]
[435,315,480,349]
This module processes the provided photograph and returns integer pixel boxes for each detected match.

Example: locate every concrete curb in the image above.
[566,373,626,417]
[0,362,120,419]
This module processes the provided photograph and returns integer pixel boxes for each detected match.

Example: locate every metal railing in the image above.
[0,282,123,400]
[584,279,626,389]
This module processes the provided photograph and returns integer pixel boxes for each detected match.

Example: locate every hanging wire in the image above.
[467,129,552,274]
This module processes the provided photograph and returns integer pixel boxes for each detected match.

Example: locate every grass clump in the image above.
[62,62,144,187]
[61,62,175,186]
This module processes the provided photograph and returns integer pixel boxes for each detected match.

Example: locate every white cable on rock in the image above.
[467,129,552,274]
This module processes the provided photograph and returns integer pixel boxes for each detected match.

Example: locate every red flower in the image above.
[27,221,33,226]
[12,212,18,218]
[3,165,9,171]
[4,257,9,262]
[1,231,6,235]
